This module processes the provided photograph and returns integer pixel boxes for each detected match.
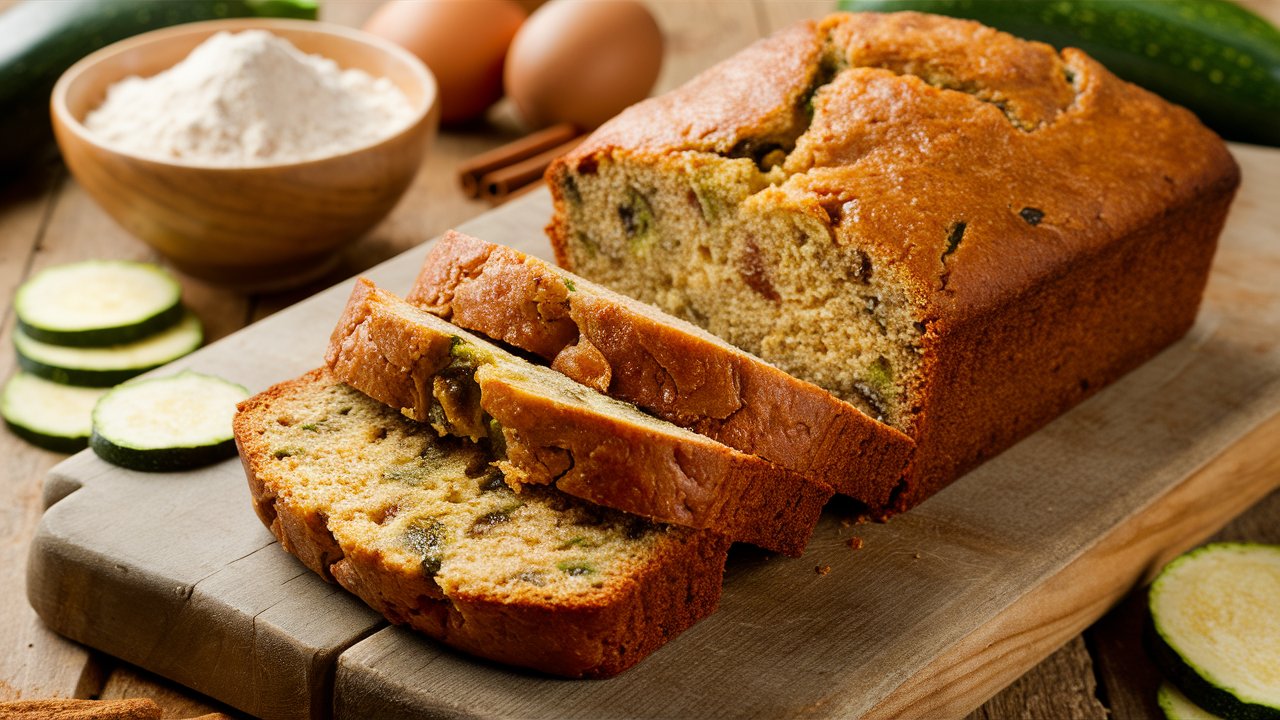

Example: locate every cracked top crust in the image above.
[561,11,1240,329]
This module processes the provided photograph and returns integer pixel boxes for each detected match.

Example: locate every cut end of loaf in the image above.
[548,147,925,430]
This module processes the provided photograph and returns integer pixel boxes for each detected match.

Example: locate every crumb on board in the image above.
[839,513,871,528]
[815,565,831,575]
[847,536,864,550]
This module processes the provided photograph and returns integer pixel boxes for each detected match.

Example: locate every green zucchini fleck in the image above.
[556,560,595,576]
[690,178,726,223]
[383,459,435,486]
[404,518,447,576]
[557,535,598,550]
[618,187,655,250]
[467,510,511,536]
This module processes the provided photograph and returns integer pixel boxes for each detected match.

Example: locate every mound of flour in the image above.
[85,30,416,165]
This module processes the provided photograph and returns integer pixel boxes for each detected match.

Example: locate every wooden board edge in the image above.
[862,409,1280,720]
[41,461,95,510]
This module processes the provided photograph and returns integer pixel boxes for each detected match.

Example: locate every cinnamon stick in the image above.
[484,173,543,207]
[0,698,162,719]
[458,123,579,198]
[478,136,584,203]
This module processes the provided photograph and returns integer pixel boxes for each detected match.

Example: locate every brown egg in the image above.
[504,0,663,130]
[364,0,526,124]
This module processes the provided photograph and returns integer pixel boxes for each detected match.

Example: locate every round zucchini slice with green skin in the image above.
[15,311,203,387]
[90,371,249,472]
[1149,543,1280,720]
[1,372,107,453]
[15,261,183,347]
[1160,682,1225,720]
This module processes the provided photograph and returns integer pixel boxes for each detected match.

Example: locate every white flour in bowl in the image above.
[85,30,416,165]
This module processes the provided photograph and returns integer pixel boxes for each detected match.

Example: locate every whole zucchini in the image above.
[0,0,319,175]
[836,0,1280,146]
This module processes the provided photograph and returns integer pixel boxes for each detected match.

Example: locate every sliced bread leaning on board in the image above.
[233,368,730,678]
[325,278,832,556]
[408,230,914,509]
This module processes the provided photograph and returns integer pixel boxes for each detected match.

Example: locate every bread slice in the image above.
[234,368,731,678]
[545,12,1239,509]
[326,278,831,556]
[408,230,915,508]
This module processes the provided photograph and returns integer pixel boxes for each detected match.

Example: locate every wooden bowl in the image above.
[51,19,438,291]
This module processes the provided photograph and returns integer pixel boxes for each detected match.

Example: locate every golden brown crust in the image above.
[557,20,824,163]
[326,279,831,555]
[328,523,728,678]
[547,11,1241,509]
[234,369,356,584]
[824,12,1075,130]
[479,373,830,556]
[554,12,1238,325]
[233,370,732,678]
[410,231,914,506]
[324,284,456,429]
[899,179,1236,506]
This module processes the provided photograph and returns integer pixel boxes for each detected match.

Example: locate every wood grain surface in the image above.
[2,1,1278,719]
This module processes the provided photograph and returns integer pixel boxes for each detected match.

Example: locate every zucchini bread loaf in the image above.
[234,369,730,678]
[327,278,832,556]
[546,11,1240,509]
[409,231,913,508]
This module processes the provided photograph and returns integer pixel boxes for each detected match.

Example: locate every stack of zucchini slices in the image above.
[3,261,203,453]
[1149,543,1280,720]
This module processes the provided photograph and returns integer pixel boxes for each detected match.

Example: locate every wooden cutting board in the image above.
[26,144,1280,720]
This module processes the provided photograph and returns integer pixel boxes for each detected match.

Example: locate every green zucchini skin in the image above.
[836,0,1280,146]
[17,300,184,348]
[88,434,237,472]
[14,312,204,388]
[15,260,183,347]
[2,372,106,453]
[5,419,89,454]
[1148,618,1280,720]
[1160,681,1226,720]
[0,0,319,174]
[1146,542,1280,720]
[89,371,248,472]
[15,351,158,388]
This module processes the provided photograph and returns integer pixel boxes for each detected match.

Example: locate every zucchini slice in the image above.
[1160,682,1225,720]
[90,371,249,472]
[1149,543,1280,720]
[16,311,203,387]
[1,372,106,453]
[15,261,183,347]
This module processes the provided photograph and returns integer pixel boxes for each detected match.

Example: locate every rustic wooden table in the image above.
[2,1,1276,718]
